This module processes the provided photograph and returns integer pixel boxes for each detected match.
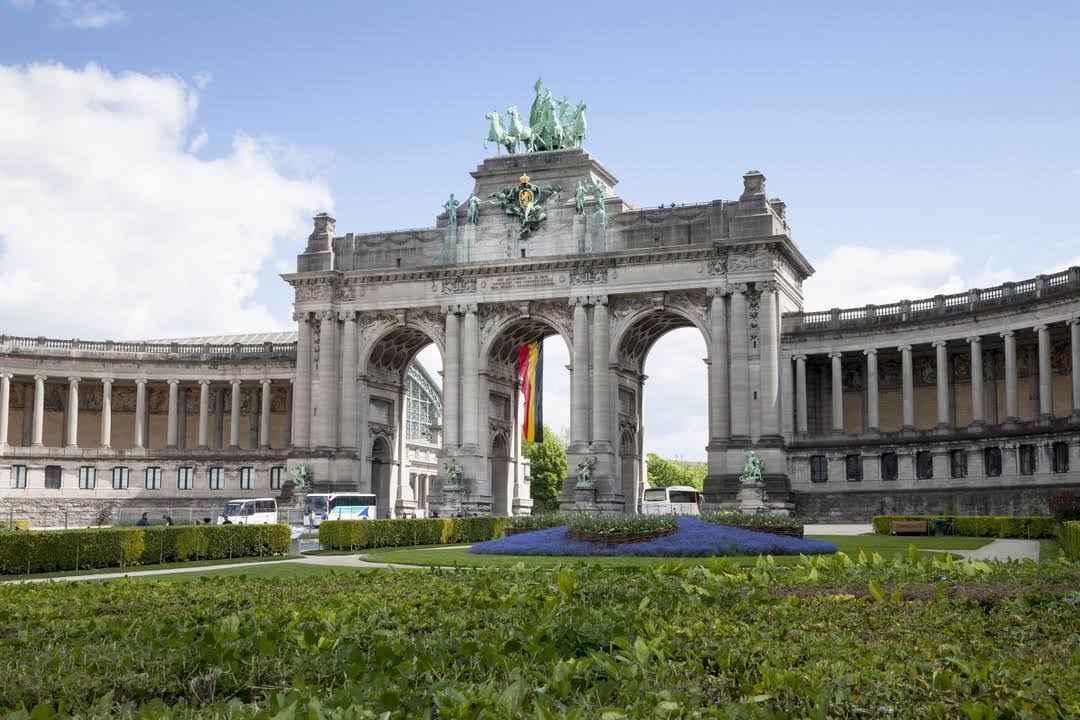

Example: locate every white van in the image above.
[303,493,376,527]
[218,498,278,525]
[641,486,701,516]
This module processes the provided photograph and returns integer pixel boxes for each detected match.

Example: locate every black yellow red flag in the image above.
[516,341,543,443]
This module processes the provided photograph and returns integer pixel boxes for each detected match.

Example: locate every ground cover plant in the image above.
[563,512,677,534]
[700,510,800,527]
[1,552,1078,717]
[471,517,837,557]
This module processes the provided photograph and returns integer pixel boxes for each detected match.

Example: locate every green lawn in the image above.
[362,534,991,568]
[1040,538,1064,561]
[141,561,372,582]
[0,554,296,582]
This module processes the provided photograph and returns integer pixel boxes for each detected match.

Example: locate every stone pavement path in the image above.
[951,539,1040,562]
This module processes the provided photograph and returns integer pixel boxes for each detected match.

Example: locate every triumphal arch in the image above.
[284,84,811,514]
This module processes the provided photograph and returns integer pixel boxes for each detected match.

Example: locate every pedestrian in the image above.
[162,514,174,526]
[136,512,150,527]
[431,510,440,518]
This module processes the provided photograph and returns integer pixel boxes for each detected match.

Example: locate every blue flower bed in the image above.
[471,517,837,557]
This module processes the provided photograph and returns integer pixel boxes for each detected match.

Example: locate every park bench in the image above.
[890,520,930,535]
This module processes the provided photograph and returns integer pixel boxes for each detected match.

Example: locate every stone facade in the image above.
[2,147,1078,520]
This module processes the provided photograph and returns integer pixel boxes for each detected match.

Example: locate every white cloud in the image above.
[47,0,123,28]
[187,128,208,153]
[192,71,213,90]
[0,62,331,340]
[801,244,1018,310]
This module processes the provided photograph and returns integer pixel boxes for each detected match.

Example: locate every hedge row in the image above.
[872,515,1058,538]
[0,524,291,575]
[1060,521,1080,560]
[0,518,31,532]
[319,516,507,550]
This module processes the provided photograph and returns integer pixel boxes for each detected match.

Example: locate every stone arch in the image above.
[612,303,710,374]
[371,435,393,518]
[479,310,572,372]
[489,432,510,516]
[359,318,444,378]
[619,427,640,513]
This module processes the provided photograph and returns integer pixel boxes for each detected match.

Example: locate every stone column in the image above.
[166,379,179,448]
[591,297,611,448]
[967,336,984,426]
[462,306,480,449]
[284,383,293,448]
[1002,330,1019,423]
[794,354,808,435]
[864,349,879,433]
[176,386,187,449]
[571,298,590,444]
[728,286,750,438]
[708,289,729,442]
[1069,319,1080,416]
[316,311,338,449]
[31,375,46,447]
[443,309,461,449]
[21,382,32,447]
[100,378,112,448]
[933,341,950,428]
[134,378,146,448]
[197,380,210,449]
[338,312,358,449]
[899,345,914,430]
[229,380,242,449]
[0,373,11,448]
[292,311,312,448]
[828,352,844,434]
[1036,324,1052,419]
[780,352,794,439]
[65,376,80,448]
[260,379,272,449]
[759,283,781,437]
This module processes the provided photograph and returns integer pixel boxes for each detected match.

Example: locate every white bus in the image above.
[641,486,701,516]
[303,493,377,527]
[218,498,279,525]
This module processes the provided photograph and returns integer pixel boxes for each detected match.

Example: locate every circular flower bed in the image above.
[472,517,838,557]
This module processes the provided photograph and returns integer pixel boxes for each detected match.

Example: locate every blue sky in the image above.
[2,1,1078,459]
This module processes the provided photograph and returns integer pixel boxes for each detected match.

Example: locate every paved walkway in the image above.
[951,539,1040,562]
[804,523,874,536]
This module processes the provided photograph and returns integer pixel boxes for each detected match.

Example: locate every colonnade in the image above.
[790,318,1080,436]
[0,373,288,451]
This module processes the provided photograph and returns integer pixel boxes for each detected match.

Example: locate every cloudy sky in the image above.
[2,1,1079,460]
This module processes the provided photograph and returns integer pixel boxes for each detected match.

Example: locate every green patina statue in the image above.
[290,464,312,490]
[739,451,765,487]
[443,193,460,230]
[488,173,561,240]
[443,458,464,490]
[576,456,597,489]
[574,181,586,215]
[465,192,481,225]
[484,79,587,154]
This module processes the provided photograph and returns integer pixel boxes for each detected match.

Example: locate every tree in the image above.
[646,453,705,490]
[524,425,567,513]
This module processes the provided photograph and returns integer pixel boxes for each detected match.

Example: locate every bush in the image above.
[0,518,30,532]
[701,511,798,527]
[872,515,1058,538]
[319,516,507,550]
[0,524,290,575]
[1049,492,1080,522]
[564,513,677,535]
[1060,521,1080,560]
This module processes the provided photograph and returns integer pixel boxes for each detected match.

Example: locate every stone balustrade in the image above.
[0,335,296,360]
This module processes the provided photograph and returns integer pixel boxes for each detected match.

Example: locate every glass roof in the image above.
[147,331,299,344]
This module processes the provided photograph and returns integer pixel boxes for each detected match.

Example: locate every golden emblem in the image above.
[517,173,535,208]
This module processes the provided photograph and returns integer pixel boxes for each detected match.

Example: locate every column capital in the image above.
[135,377,147,385]
[316,309,336,321]
[292,310,311,323]
[100,376,113,385]
[730,282,750,295]
[1000,330,1015,338]
[1034,324,1049,332]
[167,378,180,386]
[706,284,730,298]
[966,335,982,344]
[588,294,608,306]
[441,302,477,315]
[230,379,242,387]
[1066,317,1080,327]
[569,296,593,308]
[260,378,273,387]
[759,279,777,292]
[198,379,212,387]
[337,309,357,322]
[862,348,877,356]
[897,345,912,352]
[931,340,947,348]
[67,375,81,384]
[827,351,843,359]
[33,374,47,382]
[0,372,12,381]
[793,353,807,361]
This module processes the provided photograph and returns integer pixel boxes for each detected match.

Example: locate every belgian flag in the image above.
[516,341,544,443]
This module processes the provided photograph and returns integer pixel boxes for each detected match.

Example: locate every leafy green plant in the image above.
[645,453,705,490]
[564,513,676,535]
[1059,521,1080,560]
[701,510,799,527]
[523,425,566,512]
[506,513,566,530]
[1049,492,1080,522]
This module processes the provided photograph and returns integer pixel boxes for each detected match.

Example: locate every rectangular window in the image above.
[44,465,62,489]
[809,455,828,483]
[208,466,223,490]
[845,454,863,482]
[984,447,1002,477]
[916,451,933,480]
[239,466,253,490]
[1019,444,1037,476]
[78,466,96,490]
[950,450,968,479]
[270,466,283,490]
[177,466,194,490]
[880,453,898,481]
[10,465,27,489]
[145,466,162,490]
[1052,442,1069,473]
[112,467,129,490]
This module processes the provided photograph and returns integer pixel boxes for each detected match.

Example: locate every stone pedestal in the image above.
[737,484,769,512]
[573,487,599,511]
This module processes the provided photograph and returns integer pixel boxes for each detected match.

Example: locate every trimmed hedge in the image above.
[0,524,290,575]
[319,516,507,550]
[872,515,1058,539]
[1060,521,1080,560]
[1,518,31,532]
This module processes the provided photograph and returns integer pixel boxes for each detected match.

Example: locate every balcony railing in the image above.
[785,266,1080,332]
[0,336,297,361]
